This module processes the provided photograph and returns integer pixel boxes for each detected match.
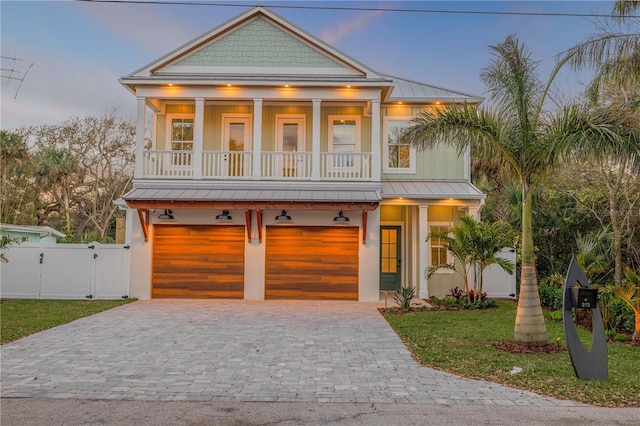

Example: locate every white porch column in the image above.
[193,97,204,179]
[134,96,146,179]
[311,98,321,180]
[418,205,429,299]
[467,205,481,220]
[370,99,381,181]
[252,98,263,180]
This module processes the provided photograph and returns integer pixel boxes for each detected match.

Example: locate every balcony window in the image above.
[328,115,360,168]
[167,114,194,166]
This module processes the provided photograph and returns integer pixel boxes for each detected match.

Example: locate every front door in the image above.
[276,115,305,177]
[380,226,401,291]
[222,115,252,177]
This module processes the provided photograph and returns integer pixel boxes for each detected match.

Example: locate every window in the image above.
[166,114,194,166]
[383,117,415,173]
[429,224,453,272]
[328,115,360,168]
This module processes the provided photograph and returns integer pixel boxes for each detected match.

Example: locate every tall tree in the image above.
[564,0,640,102]
[0,130,33,224]
[403,35,640,346]
[34,147,81,236]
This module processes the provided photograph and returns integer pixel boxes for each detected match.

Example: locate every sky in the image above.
[1,0,616,130]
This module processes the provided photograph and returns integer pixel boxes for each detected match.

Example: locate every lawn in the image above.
[1,299,135,344]
[383,300,639,407]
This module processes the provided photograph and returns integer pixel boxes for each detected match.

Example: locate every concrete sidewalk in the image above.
[2,300,578,406]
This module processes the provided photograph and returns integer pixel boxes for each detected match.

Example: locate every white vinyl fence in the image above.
[482,248,517,299]
[0,243,130,300]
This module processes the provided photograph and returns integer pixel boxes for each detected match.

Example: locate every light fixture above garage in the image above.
[275,210,291,221]
[215,210,232,220]
[333,211,350,222]
[158,209,174,220]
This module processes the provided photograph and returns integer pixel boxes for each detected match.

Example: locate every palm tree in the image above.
[564,1,640,102]
[472,220,516,299]
[403,35,640,346]
[427,217,474,301]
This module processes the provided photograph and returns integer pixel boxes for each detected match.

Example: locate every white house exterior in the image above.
[120,6,485,301]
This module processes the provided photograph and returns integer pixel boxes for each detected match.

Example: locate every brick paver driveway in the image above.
[1,300,580,405]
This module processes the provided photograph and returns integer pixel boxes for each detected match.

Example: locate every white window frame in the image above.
[429,222,454,274]
[221,114,253,152]
[328,115,361,171]
[275,114,306,152]
[166,113,195,167]
[383,116,416,174]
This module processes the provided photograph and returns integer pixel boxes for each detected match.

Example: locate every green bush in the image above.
[610,299,635,334]
[394,284,416,312]
[548,309,563,321]
[614,333,629,342]
[539,283,563,310]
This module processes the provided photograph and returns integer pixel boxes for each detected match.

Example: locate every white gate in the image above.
[0,243,130,300]
[482,248,517,299]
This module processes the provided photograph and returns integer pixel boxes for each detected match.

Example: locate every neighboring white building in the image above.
[120,6,485,301]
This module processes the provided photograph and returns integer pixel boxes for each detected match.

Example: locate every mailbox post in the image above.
[563,257,607,380]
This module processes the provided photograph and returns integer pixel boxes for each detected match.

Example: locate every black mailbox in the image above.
[570,287,598,309]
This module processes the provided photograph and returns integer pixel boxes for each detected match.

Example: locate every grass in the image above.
[1,299,135,344]
[383,300,639,407]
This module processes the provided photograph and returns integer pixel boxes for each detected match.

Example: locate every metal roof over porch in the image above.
[122,182,381,211]
[381,180,485,200]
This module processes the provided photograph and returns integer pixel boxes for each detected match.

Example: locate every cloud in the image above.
[320,9,383,45]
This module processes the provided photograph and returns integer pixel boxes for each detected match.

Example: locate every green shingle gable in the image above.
[174,17,344,69]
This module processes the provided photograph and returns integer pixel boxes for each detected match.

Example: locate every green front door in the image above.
[380,226,401,291]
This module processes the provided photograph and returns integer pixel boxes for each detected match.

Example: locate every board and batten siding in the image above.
[154,103,372,153]
[425,205,466,298]
[381,105,465,180]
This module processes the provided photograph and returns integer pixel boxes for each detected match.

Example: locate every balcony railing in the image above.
[141,150,372,181]
[202,151,253,179]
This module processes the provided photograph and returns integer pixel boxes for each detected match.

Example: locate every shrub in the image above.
[538,283,563,310]
[394,284,416,312]
[610,299,635,334]
[614,333,629,342]
[448,286,465,301]
[548,309,563,322]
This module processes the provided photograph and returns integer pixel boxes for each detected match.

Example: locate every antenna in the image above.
[1,55,34,101]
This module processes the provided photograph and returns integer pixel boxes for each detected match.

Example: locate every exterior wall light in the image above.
[333,211,350,222]
[216,210,232,220]
[158,209,174,220]
[275,210,291,221]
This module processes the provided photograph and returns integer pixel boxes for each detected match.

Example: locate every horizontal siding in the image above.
[265,226,358,300]
[152,225,245,299]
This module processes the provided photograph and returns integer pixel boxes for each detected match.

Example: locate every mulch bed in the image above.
[493,341,566,354]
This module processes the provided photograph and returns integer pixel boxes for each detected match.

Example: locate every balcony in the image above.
[141,150,372,181]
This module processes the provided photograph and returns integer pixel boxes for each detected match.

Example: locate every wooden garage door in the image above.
[265,226,358,300]
[153,225,244,299]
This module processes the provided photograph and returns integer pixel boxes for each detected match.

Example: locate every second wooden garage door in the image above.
[265,226,359,300]
[153,225,245,299]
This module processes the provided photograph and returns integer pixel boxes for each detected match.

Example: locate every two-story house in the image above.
[120,6,485,301]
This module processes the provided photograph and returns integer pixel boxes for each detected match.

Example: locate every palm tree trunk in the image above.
[514,187,548,346]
